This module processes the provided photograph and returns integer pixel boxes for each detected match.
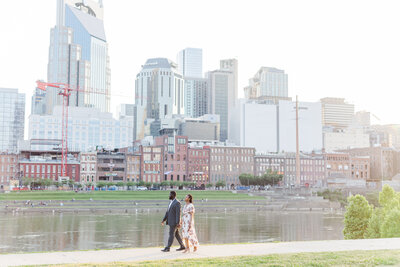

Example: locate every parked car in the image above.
[137,186,148,191]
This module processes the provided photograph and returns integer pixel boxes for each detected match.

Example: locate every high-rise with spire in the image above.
[38,0,110,115]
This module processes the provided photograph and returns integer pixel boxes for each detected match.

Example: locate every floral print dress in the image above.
[182,203,199,251]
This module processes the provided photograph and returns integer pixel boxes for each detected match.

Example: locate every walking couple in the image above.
[161,191,199,253]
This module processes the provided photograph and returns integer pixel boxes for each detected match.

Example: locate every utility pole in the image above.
[296,95,301,186]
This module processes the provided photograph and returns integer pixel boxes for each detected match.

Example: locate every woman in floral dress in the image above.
[181,194,199,253]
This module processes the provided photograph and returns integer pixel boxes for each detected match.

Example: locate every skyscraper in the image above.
[207,67,236,142]
[321,97,354,129]
[44,0,110,115]
[244,67,288,99]
[206,59,238,142]
[134,58,184,140]
[0,88,25,152]
[220,59,238,98]
[176,48,203,78]
[185,78,208,118]
[31,87,46,115]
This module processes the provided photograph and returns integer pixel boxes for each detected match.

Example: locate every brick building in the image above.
[188,146,210,186]
[140,145,163,183]
[324,152,370,188]
[0,153,19,189]
[19,153,80,182]
[209,146,255,187]
[80,152,97,184]
[340,147,399,182]
[155,135,188,182]
[96,151,126,182]
[254,154,285,177]
[254,153,325,187]
[126,153,141,182]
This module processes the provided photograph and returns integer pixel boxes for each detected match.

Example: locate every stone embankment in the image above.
[0,191,341,214]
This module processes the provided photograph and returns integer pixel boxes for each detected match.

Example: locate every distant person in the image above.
[181,194,199,253]
[161,191,185,252]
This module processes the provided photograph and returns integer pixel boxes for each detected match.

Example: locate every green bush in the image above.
[381,209,400,238]
[379,185,397,208]
[364,208,383,239]
[343,194,372,239]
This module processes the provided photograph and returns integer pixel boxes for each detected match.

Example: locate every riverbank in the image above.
[1,238,400,266]
[0,191,342,214]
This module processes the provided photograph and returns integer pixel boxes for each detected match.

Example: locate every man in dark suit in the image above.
[161,191,185,252]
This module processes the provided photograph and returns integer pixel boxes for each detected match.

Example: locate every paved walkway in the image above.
[1,238,400,266]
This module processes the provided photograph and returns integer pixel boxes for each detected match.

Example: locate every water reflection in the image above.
[0,211,343,253]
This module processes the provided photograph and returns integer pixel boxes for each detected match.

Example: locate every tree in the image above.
[364,208,383,239]
[126,182,135,190]
[206,183,214,189]
[68,180,75,189]
[22,177,32,188]
[381,208,400,238]
[239,174,253,186]
[160,181,170,189]
[43,179,53,189]
[379,184,397,208]
[116,182,125,189]
[215,181,225,189]
[343,194,372,239]
[97,182,106,188]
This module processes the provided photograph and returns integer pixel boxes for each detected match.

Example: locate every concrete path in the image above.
[1,238,400,266]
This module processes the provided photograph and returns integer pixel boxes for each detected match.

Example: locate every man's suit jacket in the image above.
[163,199,181,227]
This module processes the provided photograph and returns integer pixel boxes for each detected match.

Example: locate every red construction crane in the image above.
[35,80,118,179]
[36,81,73,178]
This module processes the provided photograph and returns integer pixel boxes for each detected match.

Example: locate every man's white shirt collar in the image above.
[168,199,175,210]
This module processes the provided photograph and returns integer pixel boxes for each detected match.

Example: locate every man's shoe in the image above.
[161,247,170,252]
[176,246,186,251]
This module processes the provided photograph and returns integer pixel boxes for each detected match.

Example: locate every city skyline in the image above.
[1,0,400,134]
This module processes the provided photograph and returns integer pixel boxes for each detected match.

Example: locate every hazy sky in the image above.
[1,0,400,128]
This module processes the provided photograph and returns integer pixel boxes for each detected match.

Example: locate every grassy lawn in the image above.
[48,250,400,267]
[0,190,263,201]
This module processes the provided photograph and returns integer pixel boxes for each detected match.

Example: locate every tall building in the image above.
[184,78,208,118]
[230,99,323,153]
[0,88,25,153]
[44,0,110,115]
[321,98,354,129]
[117,104,135,118]
[244,67,288,99]
[176,48,203,78]
[134,58,184,140]
[207,59,238,142]
[220,59,238,97]
[28,106,133,152]
[31,88,46,115]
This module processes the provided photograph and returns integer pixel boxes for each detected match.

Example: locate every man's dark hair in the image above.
[170,191,176,197]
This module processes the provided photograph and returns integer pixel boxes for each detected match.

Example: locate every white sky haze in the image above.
[1,0,400,127]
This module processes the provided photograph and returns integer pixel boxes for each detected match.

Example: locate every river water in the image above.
[0,211,343,253]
